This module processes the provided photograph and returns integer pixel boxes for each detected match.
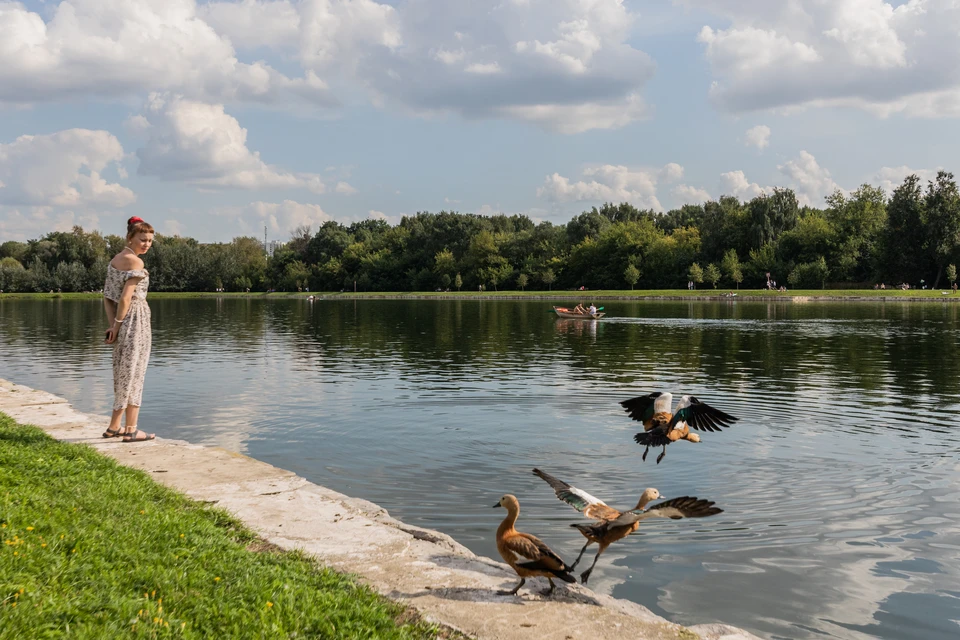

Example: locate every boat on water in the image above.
[553,306,605,320]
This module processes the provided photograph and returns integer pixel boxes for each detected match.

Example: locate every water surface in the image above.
[2,298,959,640]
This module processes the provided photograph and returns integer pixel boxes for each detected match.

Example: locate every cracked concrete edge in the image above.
[0,379,762,640]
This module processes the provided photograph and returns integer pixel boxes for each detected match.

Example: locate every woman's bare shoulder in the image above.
[110,252,145,271]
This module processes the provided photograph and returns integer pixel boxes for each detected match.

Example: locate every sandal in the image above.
[102,427,124,438]
[122,428,155,443]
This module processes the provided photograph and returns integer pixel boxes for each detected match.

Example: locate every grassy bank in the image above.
[2,288,959,302]
[0,414,448,639]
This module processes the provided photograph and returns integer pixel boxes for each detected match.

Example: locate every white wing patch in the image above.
[571,487,606,506]
[654,392,673,414]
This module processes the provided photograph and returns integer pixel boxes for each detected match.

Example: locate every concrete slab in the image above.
[0,379,761,640]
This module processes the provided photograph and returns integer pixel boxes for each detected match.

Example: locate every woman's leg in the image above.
[123,405,141,433]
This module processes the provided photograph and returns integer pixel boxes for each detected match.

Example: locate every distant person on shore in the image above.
[101,216,155,443]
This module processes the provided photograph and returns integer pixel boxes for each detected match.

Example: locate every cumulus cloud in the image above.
[0,206,103,242]
[744,125,771,150]
[673,184,712,204]
[685,0,960,116]
[298,0,656,132]
[537,163,687,211]
[875,165,941,194]
[777,150,842,205]
[334,181,358,195]
[135,95,326,192]
[718,151,842,205]
[199,0,301,50]
[0,129,135,207]
[0,0,334,107]
[218,199,332,236]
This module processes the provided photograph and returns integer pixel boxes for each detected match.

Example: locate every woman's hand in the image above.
[104,326,118,344]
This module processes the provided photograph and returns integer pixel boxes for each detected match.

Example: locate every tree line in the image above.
[2,171,959,294]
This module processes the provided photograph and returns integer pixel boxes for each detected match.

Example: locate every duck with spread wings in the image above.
[532,468,722,584]
[621,392,739,464]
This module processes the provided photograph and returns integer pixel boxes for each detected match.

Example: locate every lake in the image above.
[1,297,959,640]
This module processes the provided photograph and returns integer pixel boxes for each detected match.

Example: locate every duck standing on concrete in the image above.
[493,494,577,596]
[622,392,739,464]
[532,468,722,584]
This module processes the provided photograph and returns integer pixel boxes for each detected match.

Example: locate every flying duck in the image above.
[493,494,577,596]
[533,468,722,584]
[622,392,739,464]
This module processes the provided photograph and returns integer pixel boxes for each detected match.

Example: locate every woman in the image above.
[101,217,155,442]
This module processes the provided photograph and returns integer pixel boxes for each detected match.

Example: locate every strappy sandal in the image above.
[122,428,155,443]
[102,427,124,438]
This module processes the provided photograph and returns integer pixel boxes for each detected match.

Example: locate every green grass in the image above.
[3,288,959,301]
[0,414,448,639]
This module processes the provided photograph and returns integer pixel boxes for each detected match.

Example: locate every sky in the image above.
[1,0,958,243]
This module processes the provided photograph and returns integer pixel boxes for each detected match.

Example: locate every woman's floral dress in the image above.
[103,266,151,410]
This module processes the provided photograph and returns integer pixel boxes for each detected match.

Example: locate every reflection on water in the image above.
[2,298,959,640]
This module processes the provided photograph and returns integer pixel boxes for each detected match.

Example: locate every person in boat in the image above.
[588,304,597,315]
[574,303,587,314]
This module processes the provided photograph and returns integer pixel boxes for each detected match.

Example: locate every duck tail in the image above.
[634,430,670,447]
[552,568,577,583]
[572,522,605,538]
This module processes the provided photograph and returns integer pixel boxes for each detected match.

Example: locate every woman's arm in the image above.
[105,277,142,344]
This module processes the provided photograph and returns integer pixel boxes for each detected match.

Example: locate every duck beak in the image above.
[492,502,502,508]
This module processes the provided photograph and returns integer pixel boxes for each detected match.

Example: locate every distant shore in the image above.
[3,288,960,303]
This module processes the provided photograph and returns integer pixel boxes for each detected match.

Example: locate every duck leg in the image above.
[656,444,667,464]
[642,445,650,461]
[580,548,606,584]
[569,540,593,569]
[540,577,556,596]
[497,578,525,596]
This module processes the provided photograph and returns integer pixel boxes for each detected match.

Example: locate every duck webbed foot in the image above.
[497,578,525,596]
[580,567,594,584]
[656,445,667,464]
[642,446,650,461]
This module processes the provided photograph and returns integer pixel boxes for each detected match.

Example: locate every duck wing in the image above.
[508,532,568,571]
[620,392,664,424]
[606,496,723,528]
[532,468,620,521]
[669,396,739,433]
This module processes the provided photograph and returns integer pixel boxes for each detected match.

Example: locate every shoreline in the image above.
[3,289,960,303]
[0,378,758,640]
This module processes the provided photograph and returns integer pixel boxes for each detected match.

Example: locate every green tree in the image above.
[720,249,743,289]
[687,263,704,289]
[946,264,957,287]
[925,171,960,288]
[454,272,463,291]
[624,264,640,290]
[234,275,252,292]
[705,263,721,288]
[883,174,928,284]
[517,273,529,291]
[541,268,556,291]
[788,256,829,289]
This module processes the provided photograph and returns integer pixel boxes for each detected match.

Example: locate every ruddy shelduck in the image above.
[533,468,722,584]
[622,392,739,464]
[493,494,576,596]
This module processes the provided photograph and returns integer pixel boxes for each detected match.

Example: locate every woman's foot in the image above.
[122,427,155,443]
[102,427,124,438]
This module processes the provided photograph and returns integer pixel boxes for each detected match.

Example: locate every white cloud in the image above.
[687,0,960,116]
[673,184,712,204]
[135,95,326,193]
[298,0,656,132]
[777,150,842,206]
[199,0,301,50]
[874,165,941,194]
[0,129,135,207]
[537,163,686,211]
[0,0,334,107]
[335,181,358,195]
[218,199,332,236]
[720,170,770,200]
[744,125,771,150]
[164,219,186,237]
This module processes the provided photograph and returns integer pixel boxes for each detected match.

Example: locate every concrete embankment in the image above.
[0,378,758,640]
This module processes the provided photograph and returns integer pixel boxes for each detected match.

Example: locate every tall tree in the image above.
[883,174,928,285]
[924,171,960,288]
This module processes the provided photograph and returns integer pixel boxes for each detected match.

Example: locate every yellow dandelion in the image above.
[41,543,46,548]
[267,602,273,608]
[179,534,184,538]
[214,577,221,582]
[140,510,145,515]
[26,527,33,531]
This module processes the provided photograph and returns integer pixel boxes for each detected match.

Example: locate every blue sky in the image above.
[1,0,958,242]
